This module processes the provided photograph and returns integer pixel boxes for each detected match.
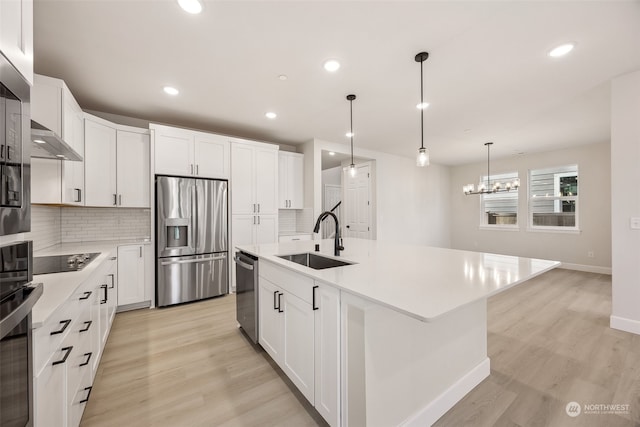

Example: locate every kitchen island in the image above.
[236,238,559,426]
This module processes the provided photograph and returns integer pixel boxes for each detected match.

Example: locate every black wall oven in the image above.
[0,241,42,427]
[0,51,31,235]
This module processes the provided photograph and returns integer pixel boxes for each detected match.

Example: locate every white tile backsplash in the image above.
[278,210,297,233]
[25,206,150,250]
[278,208,314,234]
[24,206,61,250]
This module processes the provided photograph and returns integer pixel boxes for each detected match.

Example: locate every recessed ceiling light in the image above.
[328,152,335,156]
[34,139,46,144]
[345,132,354,138]
[56,154,65,158]
[265,112,277,119]
[416,102,430,110]
[163,86,179,96]
[323,59,340,72]
[177,0,203,14]
[548,43,575,58]
[278,75,288,81]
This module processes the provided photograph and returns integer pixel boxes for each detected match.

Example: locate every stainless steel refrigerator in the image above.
[156,176,228,307]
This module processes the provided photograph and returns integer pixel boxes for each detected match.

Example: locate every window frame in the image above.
[527,165,580,233]
[478,171,520,231]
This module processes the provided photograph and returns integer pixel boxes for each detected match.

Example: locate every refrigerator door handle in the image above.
[160,255,226,266]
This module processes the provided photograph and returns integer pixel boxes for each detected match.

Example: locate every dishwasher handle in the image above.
[234,256,254,271]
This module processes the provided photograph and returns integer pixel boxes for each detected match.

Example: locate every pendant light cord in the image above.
[350,98,354,165]
[420,59,424,150]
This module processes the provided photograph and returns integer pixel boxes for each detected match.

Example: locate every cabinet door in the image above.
[117,245,146,306]
[282,291,315,403]
[61,93,86,205]
[31,158,61,204]
[314,284,341,427]
[231,215,255,246]
[117,130,150,207]
[255,148,278,215]
[278,153,288,209]
[106,260,118,325]
[90,280,102,376]
[231,144,255,214]
[255,215,277,245]
[258,279,283,362]
[289,154,304,209]
[154,129,194,176]
[34,353,66,427]
[194,134,229,179]
[0,0,33,84]
[98,277,110,348]
[84,119,117,207]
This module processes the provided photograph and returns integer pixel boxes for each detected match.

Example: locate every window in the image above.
[529,165,578,230]
[480,172,519,227]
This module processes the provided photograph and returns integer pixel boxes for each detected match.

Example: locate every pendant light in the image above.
[415,51,430,167]
[347,94,357,177]
[463,142,520,195]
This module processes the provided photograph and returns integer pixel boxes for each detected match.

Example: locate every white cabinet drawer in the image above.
[33,301,76,376]
[260,260,314,304]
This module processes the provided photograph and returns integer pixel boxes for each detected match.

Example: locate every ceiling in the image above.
[33,1,640,165]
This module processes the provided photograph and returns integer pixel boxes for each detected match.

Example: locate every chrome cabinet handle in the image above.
[79,321,92,333]
[258,216,260,225]
[257,203,260,213]
[52,346,73,366]
[79,386,93,403]
[253,216,256,225]
[253,203,256,213]
[75,188,82,202]
[50,319,72,335]
[273,291,279,310]
[118,194,122,205]
[234,257,254,271]
[139,246,142,258]
[79,291,92,300]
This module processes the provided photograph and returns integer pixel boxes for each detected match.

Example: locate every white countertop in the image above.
[236,238,560,322]
[31,239,151,328]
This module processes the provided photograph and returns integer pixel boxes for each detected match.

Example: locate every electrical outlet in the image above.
[587,251,595,258]
[631,217,640,230]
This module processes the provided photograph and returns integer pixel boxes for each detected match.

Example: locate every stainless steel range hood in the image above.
[30,120,82,161]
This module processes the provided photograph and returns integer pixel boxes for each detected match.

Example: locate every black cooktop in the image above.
[33,253,100,275]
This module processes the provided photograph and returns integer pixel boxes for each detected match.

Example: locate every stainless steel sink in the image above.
[277,253,354,270]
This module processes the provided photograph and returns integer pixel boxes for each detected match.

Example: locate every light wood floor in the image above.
[81,269,640,427]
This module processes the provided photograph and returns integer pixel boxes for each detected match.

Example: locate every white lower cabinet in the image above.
[34,250,119,427]
[258,261,341,426]
[117,244,146,307]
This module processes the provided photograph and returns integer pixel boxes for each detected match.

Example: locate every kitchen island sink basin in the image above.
[277,252,354,270]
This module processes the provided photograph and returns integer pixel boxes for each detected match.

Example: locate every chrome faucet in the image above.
[313,211,344,256]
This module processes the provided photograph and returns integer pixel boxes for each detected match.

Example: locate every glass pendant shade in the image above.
[417,147,429,167]
[349,163,357,177]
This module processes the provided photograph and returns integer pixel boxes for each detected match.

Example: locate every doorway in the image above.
[343,162,373,239]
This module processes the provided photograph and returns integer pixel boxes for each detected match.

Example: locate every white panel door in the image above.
[231,215,255,246]
[283,291,315,403]
[255,215,278,245]
[0,0,33,84]
[314,284,341,427]
[61,93,85,205]
[290,154,304,209]
[343,163,371,239]
[231,144,255,214]
[34,353,66,427]
[117,130,150,208]
[258,279,284,362]
[117,245,146,306]
[154,129,194,176]
[278,152,288,209]
[31,159,61,204]
[194,134,229,179]
[255,148,278,215]
[84,119,117,207]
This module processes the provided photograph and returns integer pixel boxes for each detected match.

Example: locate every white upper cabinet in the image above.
[0,0,33,84]
[231,140,278,215]
[152,124,229,179]
[84,114,150,208]
[278,151,304,209]
[31,74,85,205]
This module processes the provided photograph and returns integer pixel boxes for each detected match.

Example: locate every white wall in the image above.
[450,142,611,272]
[610,70,640,335]
[304,139,451,248]
[322,166,342,187]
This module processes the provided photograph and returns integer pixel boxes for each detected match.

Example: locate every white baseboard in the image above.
[559,263,612,275]
[611,315,640,335]
[401,358,491,427]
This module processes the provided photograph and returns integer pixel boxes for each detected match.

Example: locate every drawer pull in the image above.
[80,352,92,367]
[50,319,72,335]
[52,346,73,366]
[79,291,92,300]
[100,284,108,304]
[79,320,92,333]
[79,386,93,404]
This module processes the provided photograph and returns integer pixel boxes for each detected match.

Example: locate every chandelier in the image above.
[463,142,520,195]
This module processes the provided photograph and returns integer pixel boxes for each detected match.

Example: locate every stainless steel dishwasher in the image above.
[234,251,258,343]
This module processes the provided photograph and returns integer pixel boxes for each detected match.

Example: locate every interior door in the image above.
[343,163,371,239]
